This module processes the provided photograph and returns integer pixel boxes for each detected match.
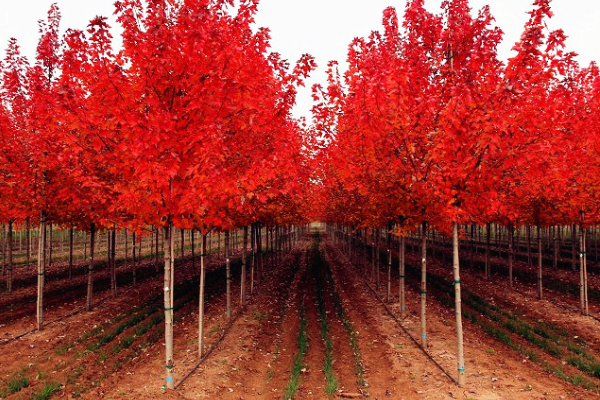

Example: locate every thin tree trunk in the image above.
[7,221,13,294]
[537,226,543,300]
[138,236,142,264]
[572,224,577,272]
[584,229,589,316]
[48,223,53,267]
[68,227,74,280]
[580,219,589,316]
[420,222,427,349]
[133,232,137,286]
[198,233,207,358]
[155,226,160,273]
[179,228,183,257]
[86,224,95,311]
[26,217,30,265]
[485,222,491,279]
[111,230,117,297]
[191,229,195,269]
[163,223,175,389]
[399,235,406,318]
[36,212,47,330]
[226,256,231,319]
[387,248,391,303]
[241,226,247,306]
[250,225,255,295]
[526,225,531,266]
[453,222,465,386]
[553,228,558,269]
[376,229,381,290]
[258,225,263,284]
[508,223,514,288]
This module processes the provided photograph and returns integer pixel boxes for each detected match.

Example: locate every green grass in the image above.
[312,242,338,396]
[0,371,30,397]
[322,243,367,390]
[32,382,62,400]
[284,304,308,400]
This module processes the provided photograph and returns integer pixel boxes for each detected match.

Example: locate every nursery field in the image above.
[1,225,599,399]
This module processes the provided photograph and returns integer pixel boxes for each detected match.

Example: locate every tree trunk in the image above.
[508,223,514,288]
[553,228,558,269]
[226,255,231,319]
[537,226,543,300]
[163,223,175,389]
[86,224,96,311]
[453,222,465,386]
[110,230,117,297]
[37,212,47,330]
[26,217,30,265]
[191,229,195,269]
[375,229,381,290]
[399,236,406,318]
[387,248,392,303]
[580,221,589,316]
[571,224,577,272]
[132,232,137,286]
[250,225,255,295]
[485,222,491,279]
[241,226,247,306]
[68,227,74,281]
[198,233,207,358]
[258,225,263,284]
[7,221,13,294]
[181,228,185,258]
[48,223,53,267]
[420,222,427,349]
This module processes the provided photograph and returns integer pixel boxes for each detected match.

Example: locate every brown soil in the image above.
[0,230,598,400]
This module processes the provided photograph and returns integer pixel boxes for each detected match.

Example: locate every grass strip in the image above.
[284,303,308,400]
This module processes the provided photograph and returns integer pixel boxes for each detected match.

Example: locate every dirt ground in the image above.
[0,229,599,399]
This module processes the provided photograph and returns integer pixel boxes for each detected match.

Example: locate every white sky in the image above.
[1,1,599,119]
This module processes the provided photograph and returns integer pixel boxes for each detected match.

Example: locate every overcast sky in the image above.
[1,1,599,119]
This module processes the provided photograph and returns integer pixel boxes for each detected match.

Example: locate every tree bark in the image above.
[420,222,427,349]
[37,211,47,330]
[580,220,589,316]
[68,226,74,281]
[241,226,247,306]
[191,229,195,269]
[198,232,207,358]
[537,226,543,300]
[110,230,117,297]
[86,224,96,311]
[571,224,577,272]
[7,221,13,294]
[453,222,465,386]
[163,223,175,389]
[527,225,532,266]
[387,248,392,303]
[26,217,30,265]
[399,235,406,318]
[48,223,53,267]
[250,225,255,295]
[485,222,491,279]
[181,228,185,258]
[508,223,514,288]
[226,255,231,319]
[132,232,137,286]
